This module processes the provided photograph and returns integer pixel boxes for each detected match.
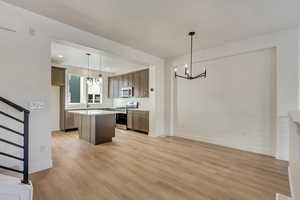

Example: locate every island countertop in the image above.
[68,110,118,116]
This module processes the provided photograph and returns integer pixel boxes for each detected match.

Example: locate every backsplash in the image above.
[113,98,150,110]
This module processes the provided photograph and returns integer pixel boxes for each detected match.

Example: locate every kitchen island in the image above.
[69,110,117,145]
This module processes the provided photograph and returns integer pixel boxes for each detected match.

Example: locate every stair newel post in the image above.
[22,110,29,184]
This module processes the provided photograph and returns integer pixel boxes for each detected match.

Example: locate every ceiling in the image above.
[5,0,300,58]
[52,42,146,74]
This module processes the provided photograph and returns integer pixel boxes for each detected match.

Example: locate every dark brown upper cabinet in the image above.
[133,71,140,97]
[108,77,114,98]
[139,69,149,97]
[123,74,129,87]
[113,76,120,98]
[128,73,133,87]
[51,67,66,86]
[108,69,149,98]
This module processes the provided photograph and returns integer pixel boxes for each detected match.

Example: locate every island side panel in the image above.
[90,115,96,145]
[94,114,116,144]
[80,115,92,143]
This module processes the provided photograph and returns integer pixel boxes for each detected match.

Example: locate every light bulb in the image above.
[184,64,188,68]
[87,78,93,86]
[174,68,177,72]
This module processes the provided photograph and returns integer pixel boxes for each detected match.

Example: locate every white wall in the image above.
[0,23,52,172]
[50,87,60,131]
[166,28,300,160]
[175,48,276,155]
[0,1,165,173]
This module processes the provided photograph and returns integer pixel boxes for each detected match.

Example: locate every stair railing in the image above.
[0,96,30,184]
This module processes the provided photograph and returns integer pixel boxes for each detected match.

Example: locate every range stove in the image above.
[112,101,139,130]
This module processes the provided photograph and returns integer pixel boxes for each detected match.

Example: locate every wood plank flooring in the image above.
[30,130,290,200]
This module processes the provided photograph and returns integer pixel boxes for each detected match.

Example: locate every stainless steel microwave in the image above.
[120,87,133,98]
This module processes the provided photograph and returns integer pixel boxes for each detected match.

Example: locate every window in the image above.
[68,74,102,105]
[87,77,103,104]
[68,74,85,104]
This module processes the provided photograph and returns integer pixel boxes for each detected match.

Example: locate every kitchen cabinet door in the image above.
[123,74,129,87]
[128,73,133,87]
[136,111,149,132]
[113,77,119,98]
[65,111,78,130]
[51,67,65,86]
[139,69,149,97]
[127,110,133,129]
[130,110,149,133]
[118,75,124,96]
[108,77,114,98]
[133,72,140,97]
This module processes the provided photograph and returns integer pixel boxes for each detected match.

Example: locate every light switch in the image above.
[29,101,45,110]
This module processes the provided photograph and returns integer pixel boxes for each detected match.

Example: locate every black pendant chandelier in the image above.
[175,32,207,80]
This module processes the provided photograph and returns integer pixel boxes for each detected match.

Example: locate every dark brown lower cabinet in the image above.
[127,111,133,129]
[127,110,149,133]
[64,111,79,130]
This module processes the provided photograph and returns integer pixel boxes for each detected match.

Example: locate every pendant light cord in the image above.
[188,31,195,77]
[190,33,193,77]
[86,53,91,80]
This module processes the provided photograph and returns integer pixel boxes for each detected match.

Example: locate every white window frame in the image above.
[87,77,103,105]
[66,73,103,107]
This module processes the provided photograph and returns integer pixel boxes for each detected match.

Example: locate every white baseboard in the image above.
[175,134,273,156]
[276,193,291,200]
[287,166,294,200]
[275,155,289,162]
[29,159,52,174]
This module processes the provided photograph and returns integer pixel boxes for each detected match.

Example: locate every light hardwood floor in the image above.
[30,130,290,200]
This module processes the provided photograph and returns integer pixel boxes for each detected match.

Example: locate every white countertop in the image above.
[68,110,117,116]
[127,108,149,112]
[66,107,150,112]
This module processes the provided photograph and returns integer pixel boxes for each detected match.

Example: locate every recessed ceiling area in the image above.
[5,0,300,58]
[51,42,146,74]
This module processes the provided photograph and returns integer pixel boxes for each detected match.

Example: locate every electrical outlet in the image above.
[29,27,36,36]
[40,145,47,153]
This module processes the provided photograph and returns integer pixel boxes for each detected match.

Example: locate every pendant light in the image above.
[86,53,93,85]
[174,32,207,80]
